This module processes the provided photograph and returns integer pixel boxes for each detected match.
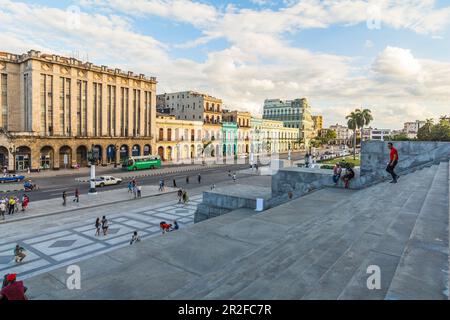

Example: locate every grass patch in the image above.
[320,156,361,167]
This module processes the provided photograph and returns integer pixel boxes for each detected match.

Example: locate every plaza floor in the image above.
[0,194,202,280]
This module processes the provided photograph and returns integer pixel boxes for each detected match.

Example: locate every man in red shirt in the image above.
[386,142,399,183]
[0,273,28,300]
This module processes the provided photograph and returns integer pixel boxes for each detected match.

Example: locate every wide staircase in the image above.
[29,162,449,299]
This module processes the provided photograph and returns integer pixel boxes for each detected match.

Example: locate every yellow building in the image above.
[250,117,299,155]
[0,50,157,171]
[312,115,323,135]
[155,113,204,161]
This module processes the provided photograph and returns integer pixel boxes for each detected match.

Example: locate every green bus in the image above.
[122,155,162,171]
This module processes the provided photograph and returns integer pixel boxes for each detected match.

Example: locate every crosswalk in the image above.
[0,195,202,280]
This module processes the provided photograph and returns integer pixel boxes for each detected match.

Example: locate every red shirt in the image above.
[390,147,398,162]
[1,281,27,300]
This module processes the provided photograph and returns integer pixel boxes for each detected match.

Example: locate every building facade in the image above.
[262,97,314,148]
[155,114,204,161]
[312,115,323,136]
[223,110,251,155]
[250,118,300,155]
[403,120,425,139]
[327,124,351,145]
[362,128,391,141]
[0,50,157,171]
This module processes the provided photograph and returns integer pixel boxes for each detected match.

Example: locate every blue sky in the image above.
[1,0,449,128]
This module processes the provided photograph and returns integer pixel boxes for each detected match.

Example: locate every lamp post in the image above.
[88,145,98,195]
[9,145,18,173]
[114,145,118,168]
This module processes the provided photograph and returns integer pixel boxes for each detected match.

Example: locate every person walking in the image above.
[182,190,189,204]
[186,175,189,184]
[95,217,101,236]
[232,173,236,182]
[197,174,201,184]
[173,179,177,188]
[127,181,133,193]
[62,191,67,206]
[133,185,138,199]
[8,197,15,215]
[386,142,399,183]
[177,188,183,203]
[101,216,109,236]
[158,178,163,191]
[137,185,142,198]
[21,194,29,212]
[0,200,6,220]
[73,188,80,203]
[13,196,19,213]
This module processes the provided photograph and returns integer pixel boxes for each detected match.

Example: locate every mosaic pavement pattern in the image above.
[0,195,202,280]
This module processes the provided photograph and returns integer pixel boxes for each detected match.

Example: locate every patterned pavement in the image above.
[0,195,202,280]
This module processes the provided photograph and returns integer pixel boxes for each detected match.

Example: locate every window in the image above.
[76,80,87,136]
[107,85,116,136]
[59,77,70,136]
[40,74,53,135]
[1,74,7,129]
[93,83,102,136]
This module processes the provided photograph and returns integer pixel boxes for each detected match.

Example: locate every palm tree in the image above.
[346,112,358,159]
[346,108,373,159]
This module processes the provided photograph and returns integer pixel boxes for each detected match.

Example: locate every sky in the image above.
[1,0,449,129]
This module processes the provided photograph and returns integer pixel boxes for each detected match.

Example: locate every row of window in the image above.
[37,74,152,137]
[1,74,8,129]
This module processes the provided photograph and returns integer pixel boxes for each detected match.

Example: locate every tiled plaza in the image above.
[0,195,202,280]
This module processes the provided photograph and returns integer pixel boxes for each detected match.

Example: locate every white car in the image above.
[94,176,122,187]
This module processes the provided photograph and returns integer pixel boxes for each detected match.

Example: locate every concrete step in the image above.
[386,161,449,300]
[168,164,443,299]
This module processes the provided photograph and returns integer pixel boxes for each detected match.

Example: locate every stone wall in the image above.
[361,141,450,176]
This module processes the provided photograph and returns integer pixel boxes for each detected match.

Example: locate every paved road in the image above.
[1,163,252,201]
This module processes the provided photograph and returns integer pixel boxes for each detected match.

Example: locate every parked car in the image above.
[0,174,25,183]
[94,176,122,187]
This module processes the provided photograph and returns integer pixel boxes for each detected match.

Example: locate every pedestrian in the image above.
[132,178,136,188]
[386,142,399,183]
[186,175,189,184]
[173,179,177,188]
[182,190,189,204]
[101,216,109,236]
[133,185,137,199]
[197,174,201,184]
[177,188,183,203]
[341,165,355,189]
[8,197,15,215]
[127,181,133,193]
[62,191,67,206]
[137,185,142,198]
[21,194,29,212]
[130,231,141,245]
[232,173,236,182]
[14,196,19,213]
[158,178,163,191]
[0,200,5,220]
[210,184,216,190]
[332,163,342,185]
[0,273,28,300]
[14,244,26,263]
[171,220,179,231]
[73,188,79,202]
[95,217,101,236]
[160,221,171,234]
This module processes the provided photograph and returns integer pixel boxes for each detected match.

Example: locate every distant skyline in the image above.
[1,0,449,129]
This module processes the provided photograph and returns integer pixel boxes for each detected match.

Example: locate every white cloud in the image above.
[372,46,422,78]
[0,0,449,129]
[364,40,374,48]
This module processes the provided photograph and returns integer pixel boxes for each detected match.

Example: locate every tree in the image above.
[388,133,410,141]
[417,118,434,141]
[346,113,357,159]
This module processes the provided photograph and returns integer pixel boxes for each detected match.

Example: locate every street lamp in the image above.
[87,145,98,195]
[9,145,18,173]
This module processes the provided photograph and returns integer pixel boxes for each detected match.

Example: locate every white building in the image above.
[362,128,391,141]
[403,120,425,139]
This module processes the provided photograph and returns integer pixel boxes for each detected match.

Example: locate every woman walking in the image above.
[95,217,101,236]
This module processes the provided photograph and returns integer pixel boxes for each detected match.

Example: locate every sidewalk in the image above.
[0,185,178,224]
